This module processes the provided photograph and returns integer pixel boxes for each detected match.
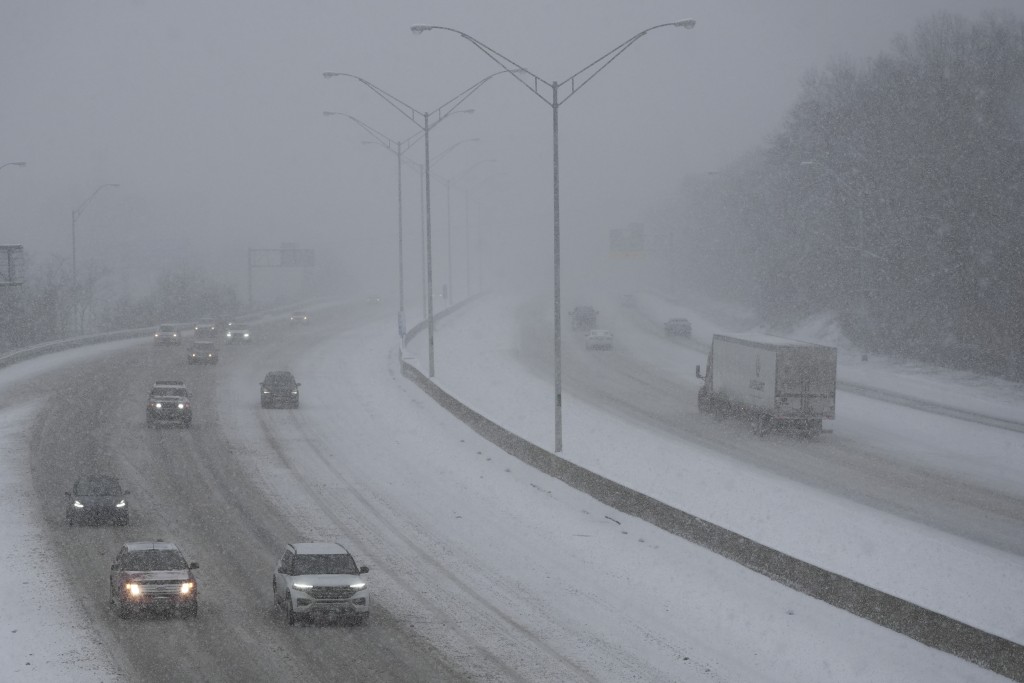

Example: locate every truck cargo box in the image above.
[697,333,837,435]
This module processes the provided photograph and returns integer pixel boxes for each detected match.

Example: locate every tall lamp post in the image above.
[412,20,697,451]
[446,158,496,303]
[323,69,512,378]
[324,111,423,338]
[71,183,119,295]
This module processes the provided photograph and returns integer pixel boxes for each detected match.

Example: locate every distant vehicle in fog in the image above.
[289,311,309,324]
[261,370,300,408]
[569,305,598,331]
[664,318,692,338]
[146,383,192,428]
[226,326,252,343]
[153,324,181,345]
[584,329,613,350]
[66,475,129,526]
[187,341,218,365]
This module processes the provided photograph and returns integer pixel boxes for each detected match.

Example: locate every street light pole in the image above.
[0,161,27,173]
[70,183,119,335]
[71,183,119,295]
[412,20,697,452]
[323,69,511,378]
[324,111,424,338]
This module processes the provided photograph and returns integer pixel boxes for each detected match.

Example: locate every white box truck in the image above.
[696,333,837,436]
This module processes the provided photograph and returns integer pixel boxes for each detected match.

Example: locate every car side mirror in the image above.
[110,564,118,571]
[359,566,369,574]
[695,364,703,380]
[64,491,71,497]
[189,562,199,570]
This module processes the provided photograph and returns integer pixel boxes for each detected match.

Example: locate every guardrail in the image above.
[399,298,1024,680]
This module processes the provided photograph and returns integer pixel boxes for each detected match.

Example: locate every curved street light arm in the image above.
[324,110,400,151]
[413,21,695,107]
[413,25,554,106]
[324,70,508,132]
[0,161,28,173]
[560,20,695,105]
[73,183,119,219]
[323,72,422,127]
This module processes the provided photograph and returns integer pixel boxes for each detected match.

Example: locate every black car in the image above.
[261,370,300,408]
[109,541,198,619]
[66,475,129,526]
[147,386,192,427]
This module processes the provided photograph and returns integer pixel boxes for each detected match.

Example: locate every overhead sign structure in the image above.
[247,245,316,307]
[0,245,24,286]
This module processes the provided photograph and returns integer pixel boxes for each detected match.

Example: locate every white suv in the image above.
[272,542,369,625]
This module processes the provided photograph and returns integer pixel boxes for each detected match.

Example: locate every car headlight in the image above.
[262,390,270,394]
[178,402,185,409]
[291,390,298,395]
[126,582,141,597]
[116,500,126,508]
[73,500,84,508]
[154,402,163,409]
[179,581,194,595]
[154,333,159,338]
[243,333,249,338]
[349,582,366,590]
[292,583,313,590]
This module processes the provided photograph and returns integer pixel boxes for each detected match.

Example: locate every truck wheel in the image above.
[697,386,710,414]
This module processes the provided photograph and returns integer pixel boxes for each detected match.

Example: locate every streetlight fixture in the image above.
[412,20,697,452]
[0,162,27,172]
[323,69,513,377]
[324,111,424,338]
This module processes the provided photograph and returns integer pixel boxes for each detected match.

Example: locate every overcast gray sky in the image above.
[1,0,1020,300]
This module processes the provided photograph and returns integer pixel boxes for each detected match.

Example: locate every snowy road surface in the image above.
[0,298,1013,680]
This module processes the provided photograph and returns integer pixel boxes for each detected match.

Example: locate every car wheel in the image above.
[119,513,129,526]
[354,613,369,626]
[285,593,296,625]
[184,601,198,619]
[116,599,130,620]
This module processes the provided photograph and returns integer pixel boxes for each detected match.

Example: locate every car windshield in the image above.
[121,550,188,571]
[266,374,294,385]
[151,387,187,398]
[74,476,121,496]
[292,554,358,575]
[159,325,175,333]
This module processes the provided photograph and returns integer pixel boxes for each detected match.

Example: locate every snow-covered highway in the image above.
[0,298,1016,681]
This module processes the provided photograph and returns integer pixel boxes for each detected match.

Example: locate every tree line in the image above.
[669,12,1024,378]
[0,254,240,352]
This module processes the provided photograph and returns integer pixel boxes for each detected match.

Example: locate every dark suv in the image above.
[261,371,300,408]
[109,541,199,618]
[146,385,192,428]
